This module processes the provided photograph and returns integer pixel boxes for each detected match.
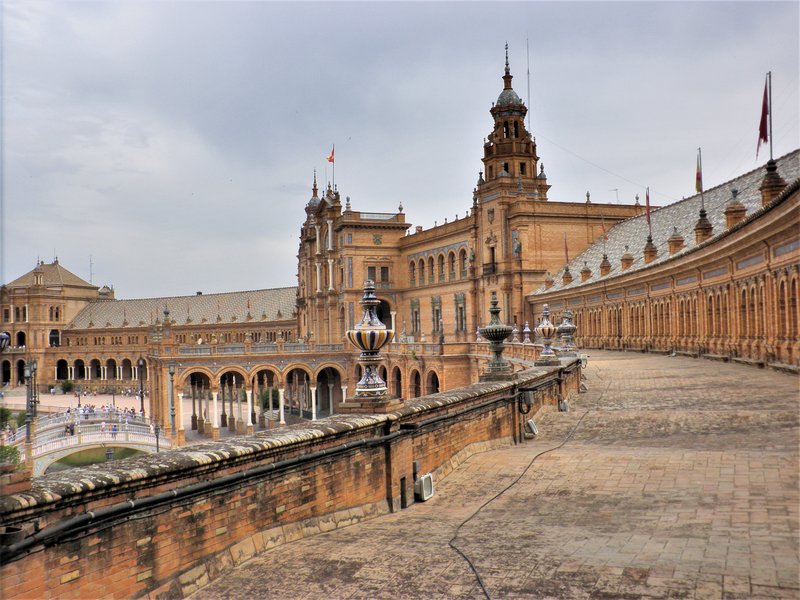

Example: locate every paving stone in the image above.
[189,351,799,599]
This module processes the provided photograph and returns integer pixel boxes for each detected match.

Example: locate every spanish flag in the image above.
[327,145,335,163]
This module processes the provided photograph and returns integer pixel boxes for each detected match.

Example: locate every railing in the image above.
[315,344,344,352]
[252,343,278,353]
[4,409,153,448]
[18,427,171,461]
[218,344,245,354]
[483,263,497,275]
[284,343,309,353]
[179,347,212,355]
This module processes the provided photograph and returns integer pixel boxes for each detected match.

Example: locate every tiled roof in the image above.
[67,287,297,330]
[531,150,800,296]
[6,260,95,289]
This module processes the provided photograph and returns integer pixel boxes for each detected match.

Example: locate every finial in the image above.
[346,196,351,210]
[504,42,510,75]
[586,191,591,203]
[312,170,318,196]
[398,202,403,213]
[635,193,640,205]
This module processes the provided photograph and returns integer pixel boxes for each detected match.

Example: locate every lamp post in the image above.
[154,423,160,452]
[137,357,146,417]
[23,363,34,444]
[168,363,176,435]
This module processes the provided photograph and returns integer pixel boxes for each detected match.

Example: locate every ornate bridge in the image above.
[5,409,170,477]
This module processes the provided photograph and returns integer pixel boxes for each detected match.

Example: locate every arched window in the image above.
[418,259,425,286]
[459,249,468,279]
[438,255,445,282]
[428,257,435,284]
[448,252,456,281]
[409,262,416,286]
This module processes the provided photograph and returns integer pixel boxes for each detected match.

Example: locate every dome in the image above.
[497,87,522,106]
[307,196,320,208]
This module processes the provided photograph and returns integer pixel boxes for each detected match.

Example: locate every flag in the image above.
[564,233,569,264]
[327,145,335,163]
[695,148,703,194]
[645,187,652,232]
[757,76,769,158]
[601,215,608,241]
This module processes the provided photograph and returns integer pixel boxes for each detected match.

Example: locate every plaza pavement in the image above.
[189,351,799,599]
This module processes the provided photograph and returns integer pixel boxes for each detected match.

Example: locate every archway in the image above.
[16,332,25,347]
[285,367,312,420]
[253,368,280,424]
[184,372,212,430]
[391,366,402,399]
[56,359,69,381]
[120,359,133,381]
[315,367,343,417]
[90,359,102,380]
[74,360,86,380]
[15,360,25,385]
[2,360,11,386]
[219,370,246,430]
[410,370,421,398]
[376,299,392,328]
[425,371,440,394]
[106,358,117,382]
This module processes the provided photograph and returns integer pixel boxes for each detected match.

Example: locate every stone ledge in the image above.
[702,353,730,362]
[768,362,800,375]
[731,357,765,368]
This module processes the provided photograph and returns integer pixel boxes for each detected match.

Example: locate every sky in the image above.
[2,1,798,298]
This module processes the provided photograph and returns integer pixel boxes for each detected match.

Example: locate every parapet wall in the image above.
[0,362,579,599]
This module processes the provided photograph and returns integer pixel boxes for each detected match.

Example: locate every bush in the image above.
[61,380,74,393]
[0,445,21,466]
[0,407,12,428]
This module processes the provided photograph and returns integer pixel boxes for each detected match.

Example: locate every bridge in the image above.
[5,409,169,477]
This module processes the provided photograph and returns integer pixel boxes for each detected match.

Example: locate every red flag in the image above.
[327,145,335,163]
[564,233,569,263]
[695,148,703,193]
[645,187,652,233]
[757,77,769,158]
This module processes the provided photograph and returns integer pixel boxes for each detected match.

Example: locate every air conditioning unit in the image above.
[524,419,538,435]
[414,473,434,501]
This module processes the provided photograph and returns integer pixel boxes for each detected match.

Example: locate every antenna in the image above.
[526,34,532,133]
[89,254,93,284]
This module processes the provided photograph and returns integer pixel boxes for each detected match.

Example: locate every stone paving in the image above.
[190,351,799,599]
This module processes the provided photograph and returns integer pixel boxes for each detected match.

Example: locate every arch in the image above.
[106,358,118,381]
[448,251,456,281]
[315,366,343,416]
[16,360,25,385]
[90,359,102,380]
[378,365,388,383]
[1,360,10,386]
[121,359,133,380]
[376,299,391,327]
[391,366,402,399]
[410,370,422,398]
[74,359,86,380]
[284,367,313,419]
[425,370,440,395]
[409,261,416,286]
[789,277,799,338]
[459,248,468,279]
[418,259,426,286]
[49,329,60,347]
[16,331,25,347]
[427,256,435,284]
[56,359,69,381]
[437,253,445,282]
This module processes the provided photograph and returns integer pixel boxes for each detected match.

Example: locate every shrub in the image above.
[61,380,74,393]
[0,407,12,428]
[0,445,21,466]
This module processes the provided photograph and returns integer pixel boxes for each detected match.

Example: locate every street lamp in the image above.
[137,357,146,417]
[23,360,37,444]
[154,423,160,452]
[168,363,176,434]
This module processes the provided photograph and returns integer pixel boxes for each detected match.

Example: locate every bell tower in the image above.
[478,44,550,201]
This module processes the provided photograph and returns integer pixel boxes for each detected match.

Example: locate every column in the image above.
[211,391,219,439]
[54,367,58,380]
[328,383,334,415]
[390,311,397,342]
[314,225,321,254]
[315,262,322,293]
[327,259,334,291]
[177,392,185,444]
[341,385,348,403]
[246,389,253,434]
[326,219,333,250]
[279,387,285,424]
[310,386,317,421]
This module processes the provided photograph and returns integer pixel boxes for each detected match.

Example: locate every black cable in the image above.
[449,375,610,599]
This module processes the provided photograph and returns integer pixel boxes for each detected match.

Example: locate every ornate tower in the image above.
[478,44,550,201]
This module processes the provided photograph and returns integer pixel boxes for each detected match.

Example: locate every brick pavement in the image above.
[189,351,799,599]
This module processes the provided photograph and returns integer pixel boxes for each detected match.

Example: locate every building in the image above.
[5,52,793,442]
[527,151,800,368]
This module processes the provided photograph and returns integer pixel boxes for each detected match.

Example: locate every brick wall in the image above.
[0,362,580,599]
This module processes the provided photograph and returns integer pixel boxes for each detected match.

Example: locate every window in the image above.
[409,263,416,286]
[519,162,526,176]
[503,162,509,174]
[3,309,8,322]
[513,121,519,138]
[380,266,389,283]
[367,266,376,281]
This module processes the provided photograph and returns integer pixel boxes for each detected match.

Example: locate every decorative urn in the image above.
[345,280,393,398]
[478,292,513,376]
[534,304,560,366]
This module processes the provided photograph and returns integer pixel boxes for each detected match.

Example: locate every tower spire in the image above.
[503,42,513,89]
[312,170,318,197]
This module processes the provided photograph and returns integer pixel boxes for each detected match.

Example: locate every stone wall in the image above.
[0,362,580,599]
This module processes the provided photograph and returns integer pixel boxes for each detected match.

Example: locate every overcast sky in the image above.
[2,1,798,298]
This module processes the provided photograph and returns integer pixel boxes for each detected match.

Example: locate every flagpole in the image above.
[698,147,704,210]
[526,34,531,133]
[768,71,773,161]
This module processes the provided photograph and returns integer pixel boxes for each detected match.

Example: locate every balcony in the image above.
[483,263,497,275]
